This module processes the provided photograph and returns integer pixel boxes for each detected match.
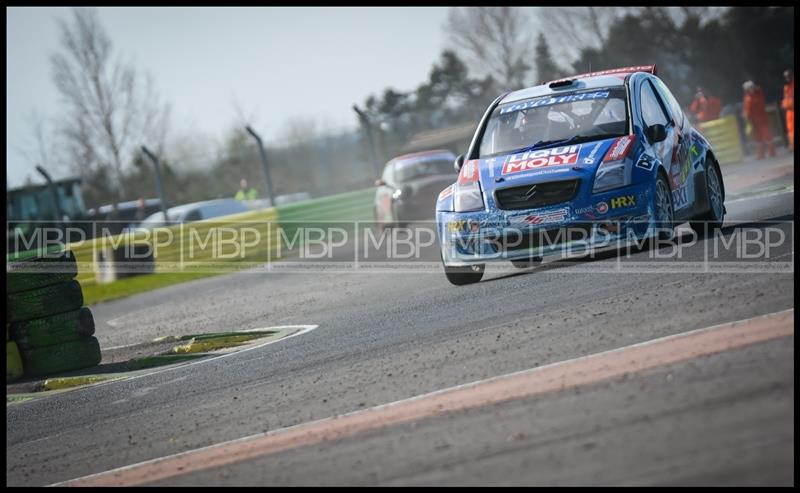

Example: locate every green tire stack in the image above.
[7,249,102,380]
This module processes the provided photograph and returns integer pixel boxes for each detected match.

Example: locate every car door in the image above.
[650,78,695,213]
[639,79,689,212]
[639,78,673,167]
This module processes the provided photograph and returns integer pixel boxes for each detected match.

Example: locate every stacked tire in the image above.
[7,250,101,380]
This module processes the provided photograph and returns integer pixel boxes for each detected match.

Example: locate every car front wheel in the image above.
[443,263,484,285]
[652,172,675,241]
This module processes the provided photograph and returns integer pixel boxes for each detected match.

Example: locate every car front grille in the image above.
[494,179,580,210]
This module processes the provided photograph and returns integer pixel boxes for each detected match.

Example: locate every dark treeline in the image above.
[361,6,793,161]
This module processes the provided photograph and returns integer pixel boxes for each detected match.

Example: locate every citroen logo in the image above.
[522,185,538,200]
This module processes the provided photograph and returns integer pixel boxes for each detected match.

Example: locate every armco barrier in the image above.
[698,115,744,165]
[64,188,376,288]
[276,188,375,222]
[275,187,376,246]
[65,206,280,286]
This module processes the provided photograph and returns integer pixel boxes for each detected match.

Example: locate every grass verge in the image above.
[42,375,125,391]
[126,353,209,370]
[81,271,226,306]
[7,394,36,405]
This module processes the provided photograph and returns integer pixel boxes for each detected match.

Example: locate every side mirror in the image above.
[645,124,668,143]
[374,178,386,187]
[453,154,465,173]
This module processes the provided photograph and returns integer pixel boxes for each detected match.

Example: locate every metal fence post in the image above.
[245,126,277,206]
[352,105,382,178]
[141,146,169,220]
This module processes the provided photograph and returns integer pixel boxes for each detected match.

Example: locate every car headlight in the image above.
[592,135,635,193]
[453,181,485,212]
[392,188,403,200]
[593,160,629,192]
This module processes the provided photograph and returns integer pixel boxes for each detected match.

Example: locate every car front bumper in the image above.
[437,182,656,266]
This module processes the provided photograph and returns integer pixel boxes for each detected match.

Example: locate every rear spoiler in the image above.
[546,65,658,85]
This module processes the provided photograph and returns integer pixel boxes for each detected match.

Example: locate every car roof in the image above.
[500,65,658,106]
[141,199,247,223]
[97,198,161,214]
[500,75,628,106]
[390,149,455,164]
[166,199,242,215]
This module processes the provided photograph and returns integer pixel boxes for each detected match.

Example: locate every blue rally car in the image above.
[436,65,726,285]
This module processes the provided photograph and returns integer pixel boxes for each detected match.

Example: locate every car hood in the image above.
[469,137,622,193]
[401,174,457,194]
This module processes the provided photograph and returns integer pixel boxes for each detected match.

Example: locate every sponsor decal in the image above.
[438,185,454,200]
[487,157,497,177]
[610,195,636,209]
[670,161,681,187]
[498,92,610,115]
[583,141,604,164]
[505,168,570,180]
[672,186,689,208]
[446,220,465,233]
[635,155,655,171]
[502,145,581,175]
[458,159,480,184]
[509,207,569,226]
[680,155,692,184]
[577,199,618,217]
[603,135,635,162]
[670,154,692,188]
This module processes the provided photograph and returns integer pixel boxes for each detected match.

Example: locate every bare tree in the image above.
[540,7,641,62]
[50,7,170,208]
[12,111,60,176]
[444,7,534,90]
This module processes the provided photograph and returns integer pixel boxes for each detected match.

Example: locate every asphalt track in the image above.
[6,154,794,486]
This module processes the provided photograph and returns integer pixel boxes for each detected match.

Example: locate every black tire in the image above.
[6,250,78,294]
[7,280,84,324]
[690,160,725,235]
[444,263,485,285]
[511,256,543,268]
[386,204,409,231]
[11,307,95,351]
[21,336,102,378]
[652,172,675,242]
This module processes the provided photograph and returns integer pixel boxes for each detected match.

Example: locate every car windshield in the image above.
[478,87,629,158]
[394,157,454,183]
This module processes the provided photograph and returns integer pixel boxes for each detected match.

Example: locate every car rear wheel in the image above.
[443,263,484,285]
[690,160,725,235]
